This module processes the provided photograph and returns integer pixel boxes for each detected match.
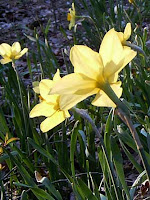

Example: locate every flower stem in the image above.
[102,82,150,181]
[12,61,27,138]
[76,15,102,41]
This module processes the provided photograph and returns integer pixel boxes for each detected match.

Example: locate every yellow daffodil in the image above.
[0,133,19,155]
[128,0,134,4]
[117,23,145,56]
[51,29,137,109]
[0,164,5,171]
[67,3,76,30]
[117,23,131,45]
[30,70,70,132]
[0,42,28,64]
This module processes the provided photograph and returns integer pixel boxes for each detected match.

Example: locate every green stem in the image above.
[76,15,102,41]
[101,82,129,116]
[102,82,150,181]
[125,41,146,57]
[12,61,27,138]
[72,107,121,200]
[116,108,150,181]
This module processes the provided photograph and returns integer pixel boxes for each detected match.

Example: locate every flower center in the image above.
[67,13,72,21]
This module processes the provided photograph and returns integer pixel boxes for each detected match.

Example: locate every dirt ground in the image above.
[0,0,73,69]
[0,0,71,43]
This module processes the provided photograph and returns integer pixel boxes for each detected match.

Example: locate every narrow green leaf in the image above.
[13,182,32,188]
[37,176,62,200]
[0,151,18,163]
[21,190,28,200]
[111,137,131,199]
[31,188,55,200]
[28,137,73,183]
[77,178,98,200]
[70,121,79,177]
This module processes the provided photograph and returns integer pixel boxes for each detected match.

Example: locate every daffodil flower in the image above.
[67,3,76,30]
[51,29,137,110]
[128,0,134,4]
[0,164,5,171]
[0,42,28,64]
[30,70,70,132]
[117,23,145,56]
[117,23,131,45]
[0,133,19,155]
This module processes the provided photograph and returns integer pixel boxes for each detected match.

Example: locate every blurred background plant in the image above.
[0,0,150,199]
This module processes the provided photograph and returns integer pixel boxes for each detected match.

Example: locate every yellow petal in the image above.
[114,46,137,76]
[0,43,11,57]
[12,42,21,56]
[40,110,69,132]
[6,137,19,145]
[59,88,99,110]
[33,81,40,94]
[124,23,131,41]
[5,133,9,144]
[0,46,5,57]
[0,164,5,170]
[0,147,3,154]
[72,3,75,11]
[39,79,54,99]
[14,48,28,59]
[45,94,59,104]
[64,110,70,118]
[51,73,98,95]
[53,69,61,82]
[0,57,12,64]
[92,81,122,107]
[105,46,136,83]
[117,32,124,43]
[103,57,124,83]
[30,101,56,118]
[70,45,103,81]
[99,29,124,71]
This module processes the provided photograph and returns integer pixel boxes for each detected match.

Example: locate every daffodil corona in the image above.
[51,29,137,109]
[30,70,70,132]
[67,3,76,30]
[0,42,28,64]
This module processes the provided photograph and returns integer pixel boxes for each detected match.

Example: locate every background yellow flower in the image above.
[0,42,28,64]
[30,70,70,132]
[67,3,76,30]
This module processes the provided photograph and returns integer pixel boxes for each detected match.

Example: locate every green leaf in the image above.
[121,142,143,173]
[35,175,62,200]
[13,182,32,188]
[111,137,131,199]
[21,190,28,200]
[0,151,18,163]
[27,137,73,183]
[76,178,98,200]
[0,108,10,135]
[31,188,55,200]
[70,121,79,177]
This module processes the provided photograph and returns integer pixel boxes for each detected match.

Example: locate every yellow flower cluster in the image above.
[30,70,70,132]
[0,24,137,133]
[0,42,28,64]
[30,23,136,132]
